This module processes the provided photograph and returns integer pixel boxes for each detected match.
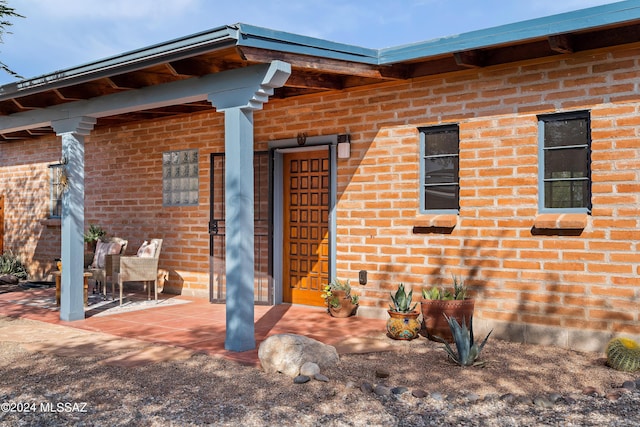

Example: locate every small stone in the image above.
[548,393,563,403]
[464,392,480,403]
[411,389,428,398]
[430,392,444,401]
[635,378,640,388]
[606,390,625,401]
[375,369,390,379]
[533,396,554,408]
[360,381,373,393]
[293,375,310,384]
[563,395,577,405]
[374,385,392,396]
[582,386,602,397]
[516,395,532,405]
[483,393,499,402]
[499,393,516,404]
[345,380,357,389]
[314,373,329,382]
[622,380,636,391]
[391,386,409,395]
[300,362,320,377]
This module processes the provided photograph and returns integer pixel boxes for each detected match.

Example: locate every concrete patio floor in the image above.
[0,285,389,366]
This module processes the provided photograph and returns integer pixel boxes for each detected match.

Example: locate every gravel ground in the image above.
[1,315,640,426]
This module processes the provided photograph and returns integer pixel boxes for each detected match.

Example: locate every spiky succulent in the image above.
[389,283,417,313]
[421,274,468,300]
[0,251,28,279]
[433,315,492,367]
[606,337,640,372]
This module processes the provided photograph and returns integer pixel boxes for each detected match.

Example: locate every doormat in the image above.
[88,297,191,317]
[6,292,191,317]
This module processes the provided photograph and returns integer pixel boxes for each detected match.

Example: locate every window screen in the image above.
[539,111,591,211]
[419,125,460,212]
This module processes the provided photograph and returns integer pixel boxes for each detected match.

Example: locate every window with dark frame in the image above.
[538,111,591,212]
[49,163,64,218]
[419,125,460,212]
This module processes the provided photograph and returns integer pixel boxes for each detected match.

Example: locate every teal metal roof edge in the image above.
[378,0,640,64]
[1,1,639,100]
[0,25,239,99]
[235,23,379,64]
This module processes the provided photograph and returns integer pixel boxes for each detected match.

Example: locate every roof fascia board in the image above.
[236,23,379,64]
[0,25,239,101]
[379,0,640,64]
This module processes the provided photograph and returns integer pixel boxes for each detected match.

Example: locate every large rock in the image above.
[258,333,339,377]
[0,274,19,285]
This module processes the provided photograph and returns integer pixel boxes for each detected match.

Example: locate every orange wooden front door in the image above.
[282,150,329,306]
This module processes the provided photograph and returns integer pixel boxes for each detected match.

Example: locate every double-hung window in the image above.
[538,111,591,212]
[419,125,460,212]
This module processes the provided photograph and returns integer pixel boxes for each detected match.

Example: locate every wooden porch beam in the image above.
[238,46,406,80]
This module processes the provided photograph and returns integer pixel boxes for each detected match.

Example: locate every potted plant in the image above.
[321,278,359,318]
[83,224,107,253]
[421,274,475,342]
[386,283,421,340]
[433,314,492,367]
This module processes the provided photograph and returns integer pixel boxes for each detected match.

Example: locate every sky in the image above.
[0,0,624,85]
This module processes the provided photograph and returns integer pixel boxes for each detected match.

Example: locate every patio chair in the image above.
[112,239,162,305]
[86,237,128,296]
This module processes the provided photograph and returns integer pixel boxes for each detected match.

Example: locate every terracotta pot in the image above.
[327,290,358,318]
[386,310,421,340]
[421,299,475,342]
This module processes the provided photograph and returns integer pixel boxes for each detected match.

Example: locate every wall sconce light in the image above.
[337,134,350,159]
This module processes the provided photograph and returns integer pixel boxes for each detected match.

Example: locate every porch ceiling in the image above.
[1,5,639,142]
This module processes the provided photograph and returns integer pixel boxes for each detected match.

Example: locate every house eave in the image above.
[378,0,640,64]
[0,25,240,102]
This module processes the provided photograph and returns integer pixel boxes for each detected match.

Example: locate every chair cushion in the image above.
[136,240,158,258]
[91,240,123,268]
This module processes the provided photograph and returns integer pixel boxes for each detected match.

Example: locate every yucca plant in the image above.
[433,314,492,367]
[389,283,417,313]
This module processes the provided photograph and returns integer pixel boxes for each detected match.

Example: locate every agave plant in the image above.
[389,283,417,313]
[433,314,492,367]
[0,251,28,280]
[422,274,467,301]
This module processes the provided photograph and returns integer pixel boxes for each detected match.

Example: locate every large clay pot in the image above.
[421,299,475,342]
[386,310,421,340]
[328,290,358,318]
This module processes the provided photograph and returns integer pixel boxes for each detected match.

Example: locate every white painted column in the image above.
[52,116,96,321]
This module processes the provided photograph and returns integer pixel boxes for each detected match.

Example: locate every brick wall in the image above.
[1,43,638,350]
[0,136,61,278]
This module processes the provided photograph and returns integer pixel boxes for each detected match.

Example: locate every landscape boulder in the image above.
[258,333,339,377]
[0,274,19,285]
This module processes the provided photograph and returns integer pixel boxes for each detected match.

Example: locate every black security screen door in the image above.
[209,152,271,304]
